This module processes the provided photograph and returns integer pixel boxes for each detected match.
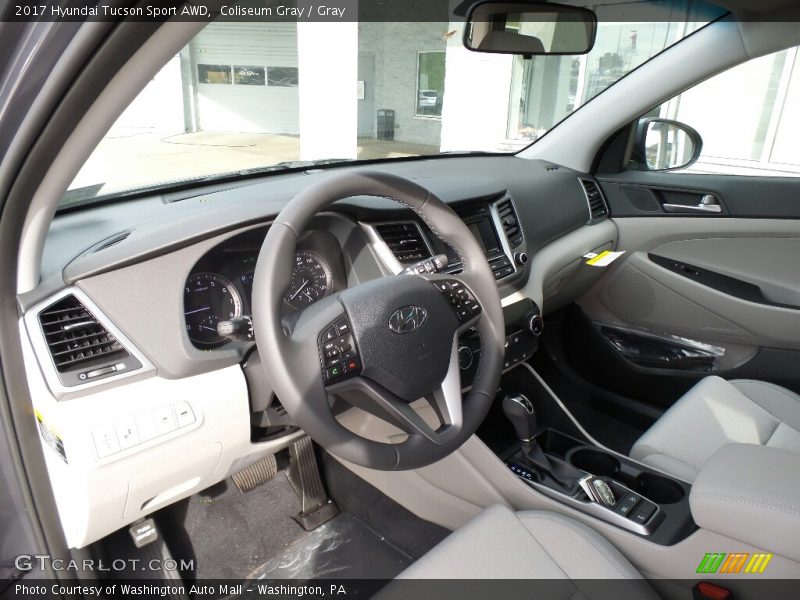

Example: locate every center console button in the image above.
[614,493,640,516]
[630,500,657,524]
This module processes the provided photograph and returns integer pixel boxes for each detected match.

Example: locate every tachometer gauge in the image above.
[184,273,242,346]
[284,251,332,310]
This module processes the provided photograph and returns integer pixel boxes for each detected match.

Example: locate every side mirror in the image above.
[463,1,597,57]
[633,118,703,172]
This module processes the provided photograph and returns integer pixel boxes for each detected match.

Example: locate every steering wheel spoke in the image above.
[328,344,464,446]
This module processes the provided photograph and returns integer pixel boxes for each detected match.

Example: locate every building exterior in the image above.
[107,10,800,178]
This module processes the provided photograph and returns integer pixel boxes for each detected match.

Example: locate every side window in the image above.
[640,46,800,177]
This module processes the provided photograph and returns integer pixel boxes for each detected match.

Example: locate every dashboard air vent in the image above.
[374,223,431,263]
[38,295,130,373]
[496,197,523,247]
[580,178,609,221]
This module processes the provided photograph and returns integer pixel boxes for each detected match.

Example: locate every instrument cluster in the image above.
[183,227,344,348]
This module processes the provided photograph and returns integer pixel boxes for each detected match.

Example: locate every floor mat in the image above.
[248,513,412,580]
[158,450,447,582]
[321,451,450,559]
[158,473,308,581]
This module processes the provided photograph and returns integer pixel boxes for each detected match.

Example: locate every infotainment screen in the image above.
[468,219,501,254]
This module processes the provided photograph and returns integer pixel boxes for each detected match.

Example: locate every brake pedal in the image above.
[232,454,278,492]
[287,436,339,531]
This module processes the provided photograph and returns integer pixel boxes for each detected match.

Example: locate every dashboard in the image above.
[24,155,618,549]
[182,192,529,350]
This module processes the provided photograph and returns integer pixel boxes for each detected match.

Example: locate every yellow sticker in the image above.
[35,409,67,463]
[586,250,625,267]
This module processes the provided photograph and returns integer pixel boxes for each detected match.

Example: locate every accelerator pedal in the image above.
[287,436,339,530]
[232,454,278,492]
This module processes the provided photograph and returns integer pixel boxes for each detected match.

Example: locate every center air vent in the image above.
[580,178,609,221]
[38,295,136,386]
[374,222,432,263]
[496,197,524,247]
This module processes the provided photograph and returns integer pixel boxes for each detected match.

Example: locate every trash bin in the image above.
[377,109,395,140]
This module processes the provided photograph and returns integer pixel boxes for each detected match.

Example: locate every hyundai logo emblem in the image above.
[388,306,427,334]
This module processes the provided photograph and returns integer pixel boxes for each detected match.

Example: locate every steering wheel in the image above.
[252,171,505,470]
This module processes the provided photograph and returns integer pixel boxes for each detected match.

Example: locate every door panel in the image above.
[601,172,800,218]
[650,237,800,308]
[576,213,800,397]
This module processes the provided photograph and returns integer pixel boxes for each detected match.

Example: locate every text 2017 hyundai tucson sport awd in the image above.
[1,1,800,599]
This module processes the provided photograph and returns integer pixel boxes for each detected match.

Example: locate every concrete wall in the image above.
[359,22,446,146]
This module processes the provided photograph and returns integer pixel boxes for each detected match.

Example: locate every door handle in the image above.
[663,194,722,214]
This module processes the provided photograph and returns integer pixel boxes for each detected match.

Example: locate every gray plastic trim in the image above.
[488,193,522,278]
[22,287,155,400]
[360,220,435,275]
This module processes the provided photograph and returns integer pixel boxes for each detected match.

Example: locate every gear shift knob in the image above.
[502,394,537,442]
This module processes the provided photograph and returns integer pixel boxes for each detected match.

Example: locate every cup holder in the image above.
[636,473,685,504]
[567,448,620,477]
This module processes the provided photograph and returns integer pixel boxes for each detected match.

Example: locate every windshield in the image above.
[64,4,716,206]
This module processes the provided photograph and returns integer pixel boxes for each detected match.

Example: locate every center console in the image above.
[458,299,543,388]
[480,368,696,546]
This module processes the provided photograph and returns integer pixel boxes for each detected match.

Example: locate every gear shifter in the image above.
[503,394,587,496]
[502,394,538,442]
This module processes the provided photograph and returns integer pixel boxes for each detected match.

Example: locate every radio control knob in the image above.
[458,346,474,370]
[514,252,528,266]
[525,312,544,337]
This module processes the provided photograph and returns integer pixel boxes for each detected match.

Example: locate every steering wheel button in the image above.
[343,358,360,373]
[335,319,350,335]
[323,326,338,341]
[433,281,451,292]
[325,365,343,380]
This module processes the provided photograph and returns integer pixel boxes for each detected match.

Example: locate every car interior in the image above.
[1,1,800,599]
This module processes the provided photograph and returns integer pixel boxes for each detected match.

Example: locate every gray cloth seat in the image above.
[630,376,800,482]
[388,504,658,599]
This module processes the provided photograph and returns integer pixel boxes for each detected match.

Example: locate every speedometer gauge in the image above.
[284,251,332,310]
[184,273,242,346]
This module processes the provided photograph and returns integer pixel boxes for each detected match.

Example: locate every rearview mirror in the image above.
[633,118,703,172]
[464,1,597,56]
